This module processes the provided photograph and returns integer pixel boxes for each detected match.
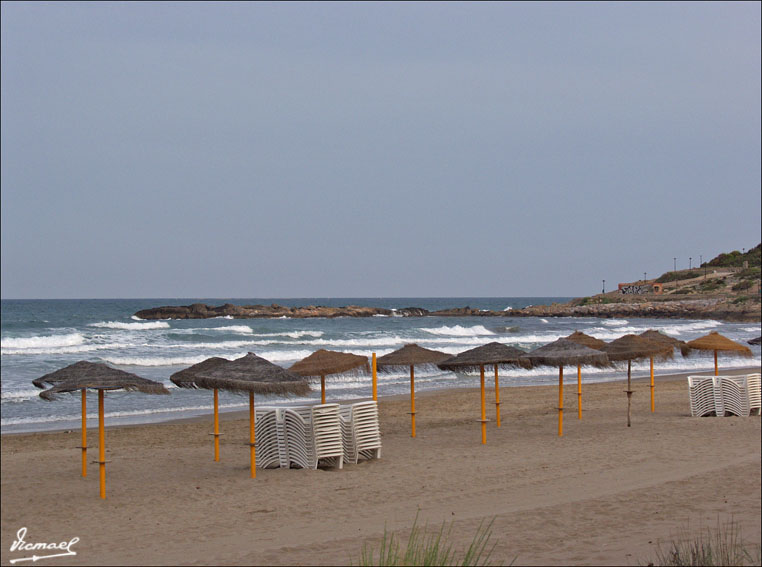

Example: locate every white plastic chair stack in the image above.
[254,407,284,469]
[282,408,312,469]
[310,403,344,469]
[747,373,761,415]
[687,376,716,417]
[717,376,751,417]
[340,401,382,464]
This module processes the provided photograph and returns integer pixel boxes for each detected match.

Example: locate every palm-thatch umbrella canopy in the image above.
[600,335,674,427]
[638,330,688,412]
[438,342,527,443]
[170,356,230,389]
[685,332,753,375]
[521,338,609,437]
[565,331,608,421]
[37,361,169,499]
[289,349,369,404]
[190,352,310,478]
[377,344,450,438]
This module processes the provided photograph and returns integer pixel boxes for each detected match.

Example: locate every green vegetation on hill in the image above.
[703,243,761,268]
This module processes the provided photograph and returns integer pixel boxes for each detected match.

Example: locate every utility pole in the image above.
[602,279,605,294]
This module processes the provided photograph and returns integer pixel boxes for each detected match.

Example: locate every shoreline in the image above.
[1,367,759,565]
[4,366,760,437]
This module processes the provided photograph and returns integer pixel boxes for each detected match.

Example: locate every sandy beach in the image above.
[2,368,760,566]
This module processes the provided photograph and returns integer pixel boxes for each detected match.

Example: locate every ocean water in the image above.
[1,298,760,434]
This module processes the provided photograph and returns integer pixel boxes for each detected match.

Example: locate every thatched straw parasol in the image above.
[438,342,527,443]
[638,330,688,412]
[521,338,609,437]
[37,361,169,499]
[289,349,369,404]
[600,335,673,427]
[377,344,450,438]
[685,332,753,375]
[187,353,310,478]
[565,331,608,420]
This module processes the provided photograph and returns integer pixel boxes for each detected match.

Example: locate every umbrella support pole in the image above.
[577,364,582,420]
[626,360,633,427]
[98,390,106,499]
[213,388,220,462]
[714,351,718,376]
[480,365,487,444]
[320,376,326,404]
[372,353,377,401]
[650,357,655,412]
[80,390,87,478]
[558,366,564,437]
[494,365,501,428]
[410,366,416,438]
[249,392,256,478]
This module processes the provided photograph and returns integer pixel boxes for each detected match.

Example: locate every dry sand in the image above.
[2,368,760,566]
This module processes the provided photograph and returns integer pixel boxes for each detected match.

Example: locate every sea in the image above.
[2,298,760,434]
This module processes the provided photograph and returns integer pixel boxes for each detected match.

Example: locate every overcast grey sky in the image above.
[1,1,760,299]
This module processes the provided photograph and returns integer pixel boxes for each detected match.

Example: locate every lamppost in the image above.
[602,280,605,294]
[689,257,692,270]
[700,254,703,266]
[673,258,677,272]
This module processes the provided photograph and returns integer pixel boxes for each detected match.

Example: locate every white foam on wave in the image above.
[131,315,144,321]
[90,321,170,330]
[503,306,512,311]
[0,402,248,427]
[602,319,629,326]
[2,342,131,356]
[1,389,44,403]
[208,325,253,334]
[101,353,245,367]
[540,319,549,323]
[423,325,494,337]
[1,332,87,352]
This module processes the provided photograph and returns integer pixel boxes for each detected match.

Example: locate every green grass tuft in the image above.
[642,519,761,566]
[357,514,504,566]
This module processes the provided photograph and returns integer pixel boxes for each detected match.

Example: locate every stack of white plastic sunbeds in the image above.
[687,373,761,417]
[254,401,382,470]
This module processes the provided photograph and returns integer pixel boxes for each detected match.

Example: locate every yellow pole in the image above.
[650,357,655,412]
[558,366,564,437]
[81,389,87,477]
[480,365,486,444]
[320,375,326,404]
[372,353,377,401]
[410,365,416,438]
[714,351,718,376]
[577,363,582,420]
[98,390,105,499]
[213,388,220,462]
[249,392,256,479]
[494,365,501,428]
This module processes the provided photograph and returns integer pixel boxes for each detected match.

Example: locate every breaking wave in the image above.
[90,321,170,330]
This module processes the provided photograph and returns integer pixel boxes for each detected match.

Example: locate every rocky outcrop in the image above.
[134,298,760,322]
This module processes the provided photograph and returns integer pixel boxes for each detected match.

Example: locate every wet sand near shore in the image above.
[2,367,760,566]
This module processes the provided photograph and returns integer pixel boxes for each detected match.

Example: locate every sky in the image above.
[1,1,760,299]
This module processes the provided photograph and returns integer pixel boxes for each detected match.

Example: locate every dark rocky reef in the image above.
[134,298,760,322]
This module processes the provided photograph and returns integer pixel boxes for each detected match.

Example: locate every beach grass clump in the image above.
[357,515,501,566]
[643,519,761,566]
